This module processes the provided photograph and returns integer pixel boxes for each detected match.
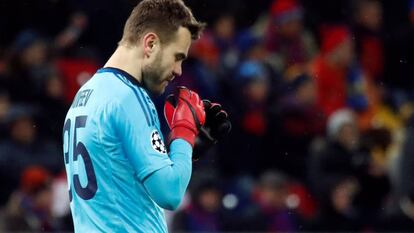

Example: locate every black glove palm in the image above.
[193,100,231,160]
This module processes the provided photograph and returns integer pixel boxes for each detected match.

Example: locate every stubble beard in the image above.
[142,56,166,95]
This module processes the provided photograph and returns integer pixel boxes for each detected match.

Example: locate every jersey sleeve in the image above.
[109,99,173,182]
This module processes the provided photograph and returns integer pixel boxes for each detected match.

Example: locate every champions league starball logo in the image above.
[151,130,166,154]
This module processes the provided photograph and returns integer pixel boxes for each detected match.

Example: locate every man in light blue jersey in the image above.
[62,0,211,232]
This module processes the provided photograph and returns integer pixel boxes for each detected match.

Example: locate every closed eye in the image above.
[175,53,187,62]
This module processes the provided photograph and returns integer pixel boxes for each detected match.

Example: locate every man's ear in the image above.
[143,32,159,58]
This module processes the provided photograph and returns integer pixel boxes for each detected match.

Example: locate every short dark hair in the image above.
[120,0,205,45]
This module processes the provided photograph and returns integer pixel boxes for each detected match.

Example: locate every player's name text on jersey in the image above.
[71,89,94,108]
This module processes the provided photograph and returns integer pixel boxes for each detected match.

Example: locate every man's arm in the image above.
[143,139,192,210]
[145,90,233,210]
[113,86,204,210]
[142,87,205,210]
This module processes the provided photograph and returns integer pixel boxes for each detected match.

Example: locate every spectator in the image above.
[177,13,238,102]
[190,13,238,74]
[54,12,89,54]
[253,171,303,232]
[311,25,357,116]
[353,128,392,226]
[375,114,414,231]
[308,109,367,201]
[37,69,69,142]
[2,166,55,232]
[4,30,51,103]
[172,180,223,232]
[0,90,11,140]
[167,49,220,101]
[219,61,271,176]
[269,73,325,179]
[0,105,62,205]
[308,177,362,231]
[264,0,317,73]
[352,0,384,83]
[237,61,270,137]
[213,14,239,75]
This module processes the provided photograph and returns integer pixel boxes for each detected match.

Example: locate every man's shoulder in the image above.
[77,69,158,125]
[75,70,141,109]
[89,71,134,94]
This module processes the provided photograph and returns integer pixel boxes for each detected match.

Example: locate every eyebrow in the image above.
[175,53,187,61]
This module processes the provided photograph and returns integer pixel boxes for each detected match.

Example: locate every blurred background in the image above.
[1,0,414,232]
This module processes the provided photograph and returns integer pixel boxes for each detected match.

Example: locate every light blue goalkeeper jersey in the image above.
[63,67,181,233]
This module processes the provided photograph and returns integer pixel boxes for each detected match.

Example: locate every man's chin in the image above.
[148,85,166,96]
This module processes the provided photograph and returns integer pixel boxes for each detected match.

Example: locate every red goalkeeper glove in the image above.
[164,86,206,147]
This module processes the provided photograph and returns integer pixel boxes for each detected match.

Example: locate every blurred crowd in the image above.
[1,0,414,232]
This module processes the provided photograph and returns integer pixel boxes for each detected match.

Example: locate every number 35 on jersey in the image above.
[63,115,98,201]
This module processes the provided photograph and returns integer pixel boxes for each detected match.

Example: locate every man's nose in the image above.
[173,63,182,77]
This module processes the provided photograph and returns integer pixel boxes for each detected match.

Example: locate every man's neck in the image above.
[104,45,143,83]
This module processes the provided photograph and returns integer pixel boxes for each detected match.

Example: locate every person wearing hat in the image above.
[308,108,365,201]
[307,108,367,231]
[264,0,317,72]
[311,26,355,117]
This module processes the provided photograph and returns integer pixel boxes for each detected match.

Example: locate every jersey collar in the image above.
[98,67,143,87]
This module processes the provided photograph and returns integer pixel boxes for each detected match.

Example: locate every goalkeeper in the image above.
[62,0,230,232]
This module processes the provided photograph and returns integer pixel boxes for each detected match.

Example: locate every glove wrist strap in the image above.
[169,126,197,147]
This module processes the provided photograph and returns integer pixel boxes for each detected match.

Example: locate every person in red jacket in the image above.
[311,26,354,117]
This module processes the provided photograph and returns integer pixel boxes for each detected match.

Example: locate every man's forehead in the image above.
[169,26,192,52]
